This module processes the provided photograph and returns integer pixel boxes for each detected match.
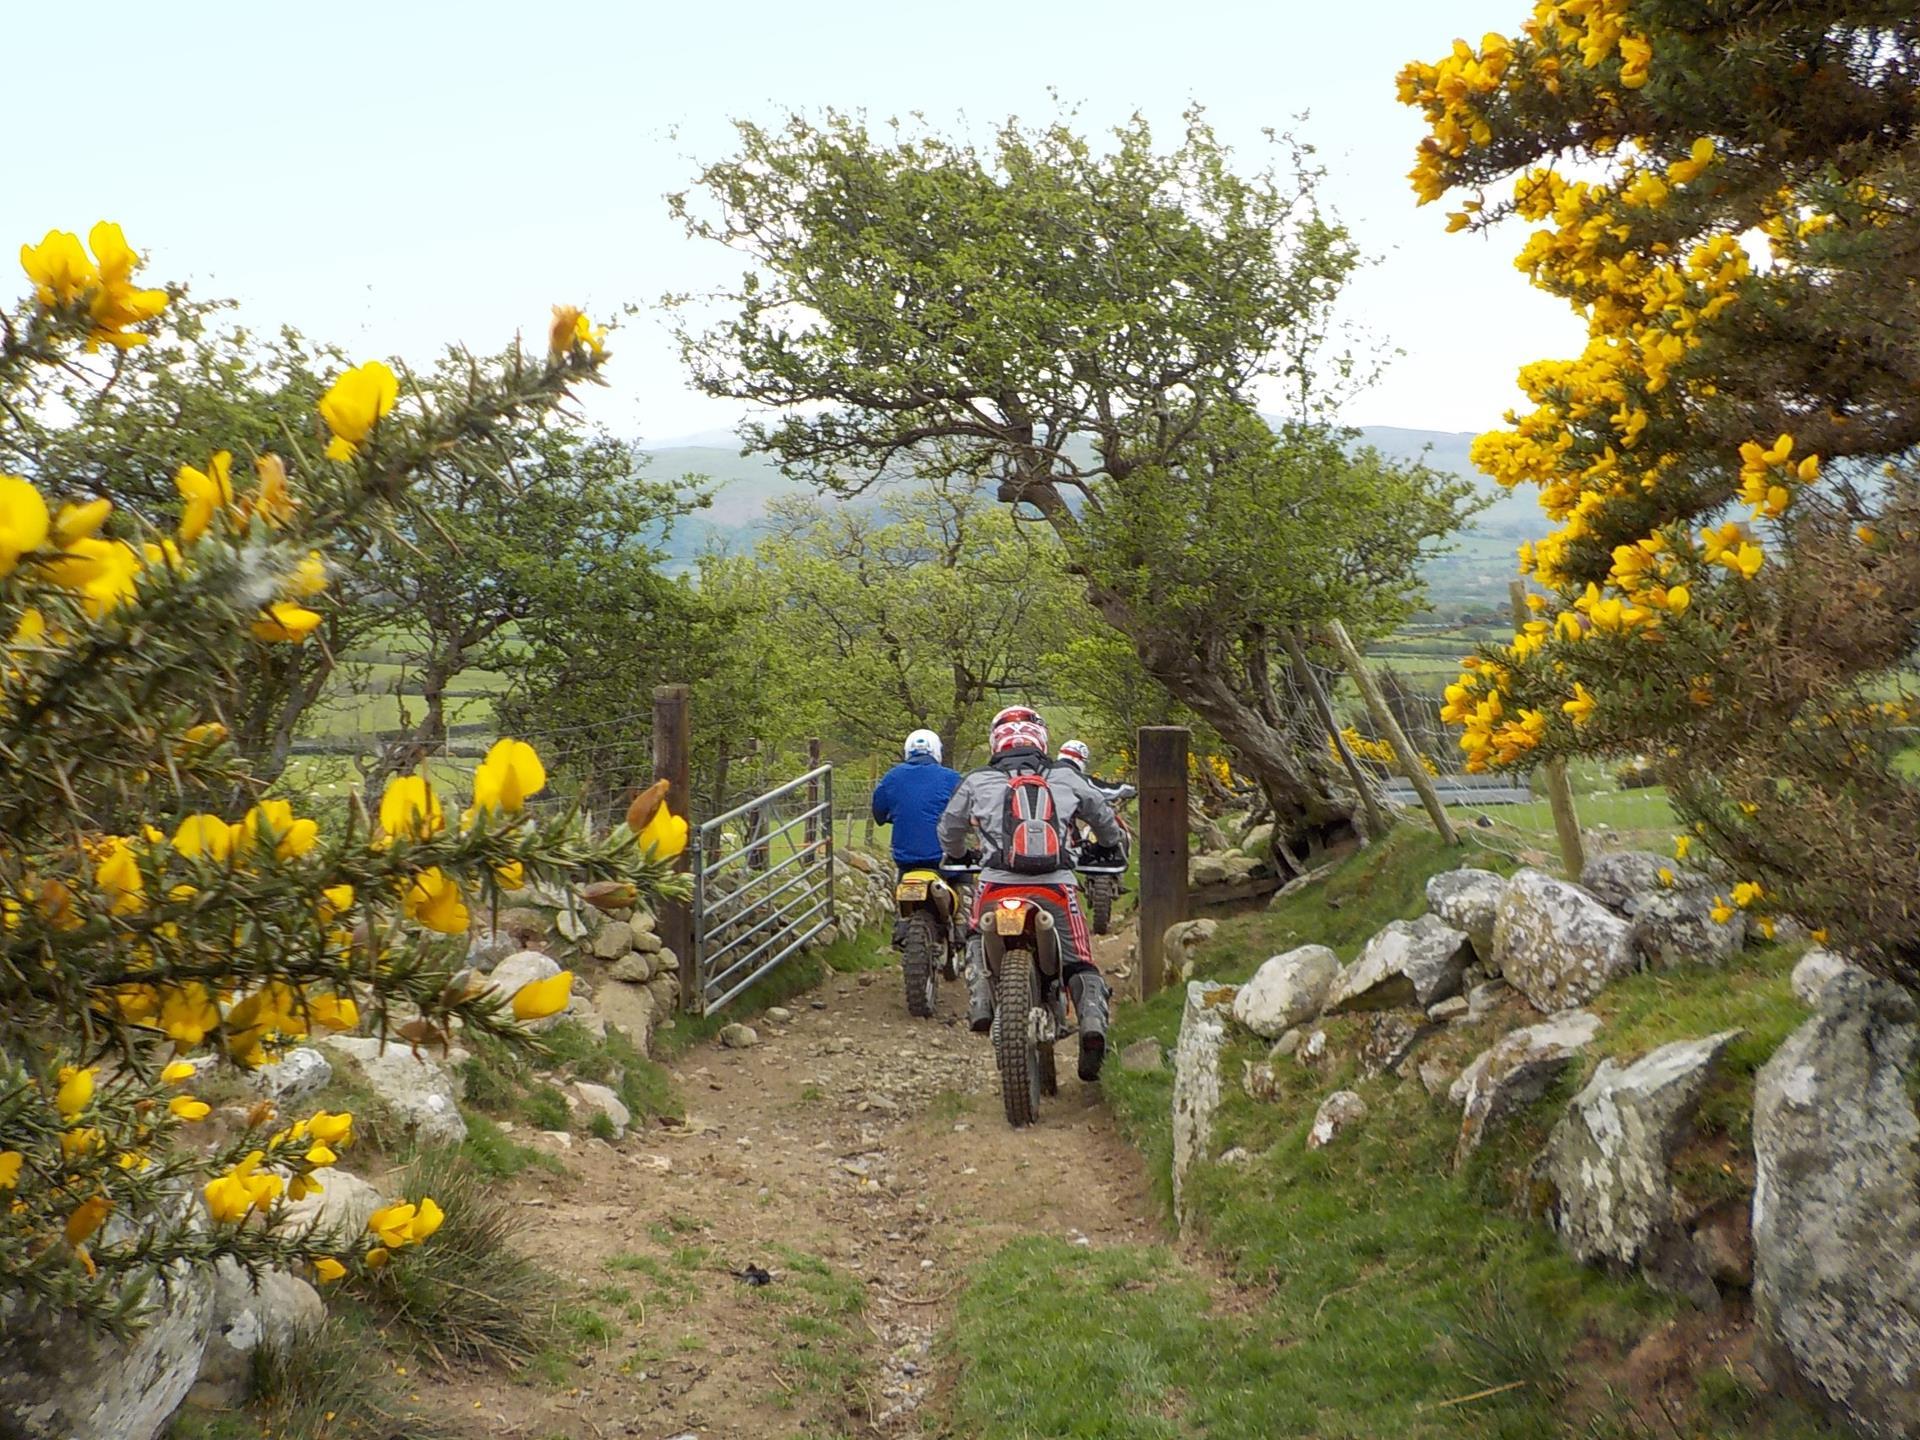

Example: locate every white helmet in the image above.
[1057,739,1090,772]
[903,728,942,762]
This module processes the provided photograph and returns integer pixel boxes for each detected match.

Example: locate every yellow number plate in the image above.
[895,880,928,902]
[994,906,1028,936]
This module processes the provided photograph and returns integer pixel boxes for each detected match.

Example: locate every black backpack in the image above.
[998,765,1065,874]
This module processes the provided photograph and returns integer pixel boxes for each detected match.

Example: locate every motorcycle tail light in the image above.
[999,898,1023,910]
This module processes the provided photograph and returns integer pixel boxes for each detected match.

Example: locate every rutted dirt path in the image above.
[426,928,1159,1439]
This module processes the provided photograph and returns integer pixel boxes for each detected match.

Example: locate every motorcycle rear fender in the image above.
[896,869,957,922]
[981,902,1057,978]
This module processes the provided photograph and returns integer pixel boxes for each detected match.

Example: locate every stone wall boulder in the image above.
[190,1259,325,1407]
[1425,868,1506,963]
[321,1036,467,1146]
[1629,887,1745,968]
[1231,945,1338,1038]
[1580,850,1689,912]
[1753,971,1920,1440]
[276,1166,385,1244]
[0,1261,215,1440]
[1453,1009,1601,1164]
[1540,1030,1740,1306]
[1172,981,1236,1231]
[244,1045,333,1103]
[1326,916,1472,1014]
[1492,870,1638,1012]
[1162,918,1218,981]
[1307,1090,1367,1149]
[1789,948,1863,1008]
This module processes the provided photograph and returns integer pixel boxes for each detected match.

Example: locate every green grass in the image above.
[458,1111,566,1180]
[458,1018,683,1133]
[984,825,1843,1439]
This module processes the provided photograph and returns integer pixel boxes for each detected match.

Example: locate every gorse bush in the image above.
[1403,4,1920,985]
[0,224,689,1331]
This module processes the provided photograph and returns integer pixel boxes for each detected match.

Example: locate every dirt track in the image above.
[424,928,1158,1439]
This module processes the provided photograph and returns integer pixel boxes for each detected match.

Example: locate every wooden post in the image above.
[805,737,822,854]
[1510,580,1587,879]
[1136,726,1190,1001]
[653,684,695,1013]
[1325,620,1460,845]
[1282,626,1390,842]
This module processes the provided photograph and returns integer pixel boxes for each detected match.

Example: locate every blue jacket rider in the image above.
[872,729,964,870]
[872,729,963,942]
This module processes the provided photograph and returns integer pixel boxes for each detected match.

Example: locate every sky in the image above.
[3,0,1581,448]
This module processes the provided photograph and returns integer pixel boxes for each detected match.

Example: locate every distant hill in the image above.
[639,423,1548,612]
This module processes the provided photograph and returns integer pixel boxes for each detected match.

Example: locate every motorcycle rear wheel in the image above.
[993,955,1042,1127]
[902,910,938,1019]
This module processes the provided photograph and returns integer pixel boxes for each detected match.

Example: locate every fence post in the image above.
[1281,626,1390,842]
[1509,581,1588,879]
[653,684,695,1014]
[1136,726,1190,1001]
[1325,620,1460,846]
[805,738,822,853]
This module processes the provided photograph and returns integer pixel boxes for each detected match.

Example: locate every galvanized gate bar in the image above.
[691,763,835,1014]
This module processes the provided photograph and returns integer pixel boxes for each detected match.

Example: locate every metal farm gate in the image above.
[689,764,835,1014]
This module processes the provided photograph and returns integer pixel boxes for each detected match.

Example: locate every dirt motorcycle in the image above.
[892,865,968,1018]
[956,850,1129,1127]
[1075,781,1136,935]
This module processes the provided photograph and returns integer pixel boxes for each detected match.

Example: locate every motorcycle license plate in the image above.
[895,880,928,902]
[994,907,1028,936]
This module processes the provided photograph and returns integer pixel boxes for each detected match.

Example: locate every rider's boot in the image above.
[965,936,993,1034]
[1069,970,1111,1082]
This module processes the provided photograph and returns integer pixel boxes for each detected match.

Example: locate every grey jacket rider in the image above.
[936,749,1126,888]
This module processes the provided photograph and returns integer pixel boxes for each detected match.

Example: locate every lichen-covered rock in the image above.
[1162,918,1218,980]
[1492,869,1638,1012]
[1629,887,1745,968]
[467,925,519,971]
[1453,1009,1601,1164]
[244,1045,333,1103]
[276,1166,385,1244]
[0,1262,214,1440]
[719,1022,759,1049]
[596,981,658,1053]
[1753,971,1920,1440]
[1172,981,1236,1230]
[1540,1030,1740,1305]
[1231,944,1338,1037]
[1308,1090,1368,1149]
[1425,867,1506,962]
[1581,850,1692,912]
[191,1259,325,1406]
[1326,916,1471,1013]
[1243,1059,1282,1102]
[1360,1012,1429,1078]
[1239,821,1275,858]
[321,1036,467,1145]
[1789,948,1862,1008]
[572,1081,632,1136]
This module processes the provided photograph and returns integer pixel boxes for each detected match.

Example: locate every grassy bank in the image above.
[948,827,1841,1439]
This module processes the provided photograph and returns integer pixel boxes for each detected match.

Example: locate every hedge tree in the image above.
[1403,3,1920,987]
[0,226,687,1330]
[672,109,1471,856]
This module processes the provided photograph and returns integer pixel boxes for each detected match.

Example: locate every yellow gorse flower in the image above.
[379,775,443,842]
[367,1197,444,1250]
[173,813,237,863]
[55,1065,96,1120]
[0,476,51,579]
[471,738,547,817]
[251,601,324,645]
[637,804,689,863]
[0,1151,22,1189]
[403,867,469,935]
[19,222,168,348]
[237,800,320,862]
[319,360,399,461]
[175,452,236,543]
[511,969,573,1022]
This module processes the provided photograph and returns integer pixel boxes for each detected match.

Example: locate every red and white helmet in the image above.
[1057,739,1090,771]
[989,705,1049,757]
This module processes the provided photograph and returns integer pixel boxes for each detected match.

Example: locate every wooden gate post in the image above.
[1325,620,1460,846]
[1510,581,1587,878]
[653,684,695,1013]
[1136,726,1190,1001]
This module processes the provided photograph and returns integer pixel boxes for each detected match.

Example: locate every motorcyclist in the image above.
[937,707,1126,1080]
[871,728,963,948]
[1055,738,1092,775]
